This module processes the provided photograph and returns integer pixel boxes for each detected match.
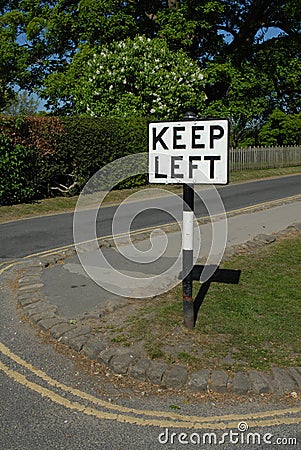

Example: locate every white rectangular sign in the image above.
[148,119,229,184]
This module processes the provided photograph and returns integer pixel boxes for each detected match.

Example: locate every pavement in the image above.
[15,200,301,396]
[2,173,301,260]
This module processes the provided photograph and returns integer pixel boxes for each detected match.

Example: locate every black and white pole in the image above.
[182,111,197,329]
[182,182,194,329]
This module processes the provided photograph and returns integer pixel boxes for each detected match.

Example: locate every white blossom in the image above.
[72,34,206,119]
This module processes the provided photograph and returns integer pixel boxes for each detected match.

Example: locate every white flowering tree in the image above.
[44,36,206,119]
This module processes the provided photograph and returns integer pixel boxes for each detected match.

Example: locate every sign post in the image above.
[182,181,195,328]
[148,113,235,329]
[181,111,197,329]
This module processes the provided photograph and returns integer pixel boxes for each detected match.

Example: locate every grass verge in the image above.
[0,166,300,223]
[111,232,301,372]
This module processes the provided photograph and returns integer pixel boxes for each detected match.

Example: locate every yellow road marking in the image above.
[6,193,300,264]
[0,194,300,274]
[225,194,301,217]
[0,195,300,428]
[0,342,300,428]
[0,259,17,268]
[1,172,300,226]
[0,189,301,275]
[0,359,300,429]
[0,262,20,276]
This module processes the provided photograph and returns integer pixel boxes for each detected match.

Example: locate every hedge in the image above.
[0,115,149,206]
[58,116,148,189]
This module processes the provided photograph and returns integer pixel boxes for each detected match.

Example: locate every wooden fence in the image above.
[230,146,301,171]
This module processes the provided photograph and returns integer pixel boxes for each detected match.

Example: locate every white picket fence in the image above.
[230,146,301,171]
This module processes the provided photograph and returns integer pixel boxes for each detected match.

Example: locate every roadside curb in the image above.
[15,223,301,397]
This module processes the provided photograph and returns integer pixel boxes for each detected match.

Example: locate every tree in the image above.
[2,90,39,115]
[2,1,300,81]
[0,24,26,109]
[254,40,301,114]
[203,61,273,146]
[1,1,300,124]
[258,109,301,146]
[43,36,206,118]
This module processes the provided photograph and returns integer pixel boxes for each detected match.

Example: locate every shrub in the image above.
[57,116,148,190]
[0,115,66,204]
[0,115,149,205]
[0,133,38,205]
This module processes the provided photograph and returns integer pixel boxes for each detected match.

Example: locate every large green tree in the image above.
[1,1,300,123]
[43,36,206,118]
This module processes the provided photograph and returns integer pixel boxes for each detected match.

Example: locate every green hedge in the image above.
[0,115,149,206]
[58,116,148,189]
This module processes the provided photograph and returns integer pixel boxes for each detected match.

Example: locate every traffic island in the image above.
[13,222,301,396]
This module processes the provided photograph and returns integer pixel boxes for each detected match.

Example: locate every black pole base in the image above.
[183,299,194,329]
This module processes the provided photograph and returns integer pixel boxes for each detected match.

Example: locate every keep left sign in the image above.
[148,119,229,184]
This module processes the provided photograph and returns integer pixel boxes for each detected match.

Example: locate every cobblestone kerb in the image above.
[16,223,301,396]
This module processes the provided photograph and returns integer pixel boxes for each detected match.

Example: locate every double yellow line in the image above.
[0,194,300,428]
[0,342,300,428]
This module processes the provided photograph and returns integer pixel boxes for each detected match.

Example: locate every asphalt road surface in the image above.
[0,174,300,259]
[0,174,300,449]
[1,267,300,450]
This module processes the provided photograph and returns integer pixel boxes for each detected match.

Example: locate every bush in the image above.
[0,115,66,205]
[0,115,149,205]
[0,133,38,205]
[57,116,148,190]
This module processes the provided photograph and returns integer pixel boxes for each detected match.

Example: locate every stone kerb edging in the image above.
[16,224,301,396]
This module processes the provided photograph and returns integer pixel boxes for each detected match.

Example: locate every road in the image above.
[0,174,300,259]
[1,266,300,450]
[0,174,300,449]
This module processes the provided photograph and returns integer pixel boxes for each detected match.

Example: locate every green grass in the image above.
[229,165,301,183]
[0,165,300,223]
[124,233,301,372]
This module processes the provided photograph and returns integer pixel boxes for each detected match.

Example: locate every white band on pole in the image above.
[182,211,194,250]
